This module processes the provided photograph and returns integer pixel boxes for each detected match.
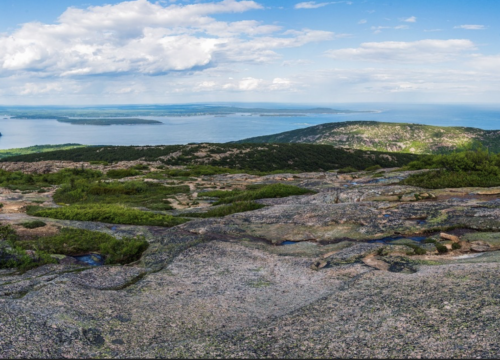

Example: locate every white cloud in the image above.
[326,39,476,63]
[454,24,486,30]
[469,55,500,72]
[294,1,351,9]
[371,25,409,34]
[295,1,330,9]
[403,16,417,23]
[358,19,367,24]
[0,0,333,78]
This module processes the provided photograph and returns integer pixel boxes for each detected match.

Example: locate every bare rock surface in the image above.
[2,168,500,357]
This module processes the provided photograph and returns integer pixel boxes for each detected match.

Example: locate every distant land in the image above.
[236,121,500,154]
[1,104,372,119]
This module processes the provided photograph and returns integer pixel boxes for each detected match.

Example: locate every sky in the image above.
[0,0,499,105]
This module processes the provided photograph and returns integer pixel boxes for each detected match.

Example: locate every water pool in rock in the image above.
[368,236,428,244]
[74,254,105,266]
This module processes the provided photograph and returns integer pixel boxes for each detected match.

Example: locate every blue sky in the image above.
[0,0,499,105]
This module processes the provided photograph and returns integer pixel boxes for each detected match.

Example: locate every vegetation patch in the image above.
[53,180,188,210]
[17,228,149,265]
[186,201,265,218]
[27,204,188,227]
[0,167,102,189]
[403,148,500,189]
[19,220,46,229]
[0,225,56,271]
[1,143,419,172]
[106,168,141,179]
[200,183,315,205]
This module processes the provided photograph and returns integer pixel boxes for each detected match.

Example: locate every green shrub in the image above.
[202,183,314,205]
[53,180,189,210]
[0,225,56,271]
[186,201,265,218]
[0,203,3,209]
[365,165,382,172]
[106,168,141,179]
[89,161,109,165]
[403,170,500,189]
[20,220,46,229]
[27,204,189,227]
[17,228,149,265]
[424,238,437,244]
[452,242,462,250]
[131,164,149,171]
[436,243,449,254]
[405,243,427,255]
[337,166,358,174]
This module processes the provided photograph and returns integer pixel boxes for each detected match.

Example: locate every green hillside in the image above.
[236,121,500,154]
[0,143,419,172]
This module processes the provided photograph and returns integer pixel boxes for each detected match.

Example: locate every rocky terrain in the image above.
[2,164,500,357]
[238,121,500,154]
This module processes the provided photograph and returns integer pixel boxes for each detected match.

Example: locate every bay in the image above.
[0,103,500,149]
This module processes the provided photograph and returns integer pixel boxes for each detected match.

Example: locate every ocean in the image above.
[0,103,499,149]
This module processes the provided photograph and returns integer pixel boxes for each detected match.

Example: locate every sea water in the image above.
[0,103,499,149]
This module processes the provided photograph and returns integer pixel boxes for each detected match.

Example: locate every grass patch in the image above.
[27,204,189,227]
[186,201,265,218]
[200,183,315,205]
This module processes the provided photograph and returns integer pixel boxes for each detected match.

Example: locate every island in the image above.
[56,118,163,126]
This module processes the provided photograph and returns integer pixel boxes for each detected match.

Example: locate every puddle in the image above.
[73,254,105,266]
[383,214,391,218]
[281,241,317,246]
[368,236,428,244]
[416,220,427,225]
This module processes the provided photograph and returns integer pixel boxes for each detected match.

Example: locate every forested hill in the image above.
[0,143,419,172]
[236,121,500,154]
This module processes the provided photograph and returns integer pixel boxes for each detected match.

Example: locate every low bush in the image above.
[16,228,149,265]
[405,243,427,255]
[403,148,500,189]
[365,165,382,172]
[403,170,500,189]
[337,166,358,174]
[452,242,462,250]
[20,220,46,229]
[106,168,141,179]
[27,204,188,227]
[186,201,265,218]
[436,243,449,254]
[53,180,188,210]
[0,225,56,271]
[202,183,314,205]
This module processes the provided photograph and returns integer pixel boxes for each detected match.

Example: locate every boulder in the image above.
[470,241,491,253]
[440,233,460,243]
